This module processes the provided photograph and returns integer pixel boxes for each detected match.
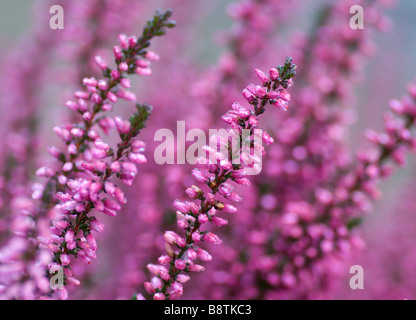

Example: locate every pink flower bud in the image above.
[128,152,147,164]
[144,282,155,294]
[82,77,98,87]
[83,112,93,121]
[191,168,209,183]
[119,78,131,88]
[255,85,267,98]
[212,216,228,227]
[202,232,222,244]
[173,200,190,213]
[64,229,74,243]
[53,219,69,230]
[135,67,152,76]
[176,274,190,284]
[269,67,279,80]
[57,287,68,300]
[128,36,137,47]
[118,34,128,48]
[153,293,165,300]
[188,264,205,272]
[48,146,62,158]
[243,88,255,102]
[36,167,54,177]
[136,59,149,68]
[98,80,109,91]
[175,259,186,270]
[106,91,117,103]
[94,56,107,70]
[273,99,289,111]
[110,161,121,173]
[68,143,77,155]
[117,90,137,102]
[104,198,121,211]
[145,51,160,61]
[255,68,269,84]
[86,234,97,252]
[187,249,197,261]
[65,100,78,111]
[198,214,209,224]
[389,99,405,114]
[164,231,179,244]
[113,45,122,60]
[177,219,189,229]
[111,69,120,79]
[197,248,212,261]
[223,203,237,213]
[60,254,70,266]
[185,185,201,199]
[171,282,184,296]
[114,116,131,134]
[90,218,105,233]
[92,148,107,160]
[192,231,201,242]
[158,255,171,265]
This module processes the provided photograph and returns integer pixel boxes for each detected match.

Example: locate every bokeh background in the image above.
[1,0,416,299]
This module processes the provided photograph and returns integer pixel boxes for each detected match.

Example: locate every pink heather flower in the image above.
[175,260,186,270]
[111,69,121,79]
[262,131,274,146]
[118,33,128,49]
[191,168,209,183]
[188,264,205,273]
[114,116,131,134]
[173,200,190,214]
[136,59,149,68]
[118,62,128,72]
[222,203,237,214]
[60,254,70,266]
[106,91,118,103]
[164,231,179,244]
[94,55,107,70]
[273,99,289,111]
[243,88,255,102]
[144,282,155,294]
[269,67,279,80]
[185,185,201,199]
[117,89,137,102]
[158,256,171,265]
[191,231,202,242]
[255,68,269,84]
[197,248,213,262]
[212,216,228,227]
[202,232,222,244]
[136,294,146,301]
[145,51,160,61]
[36,167,54,178]
[198,214,209,224]
[113,45,122,60]
[119,78,131,88]
[176,274,191,284]
[135,67,152,76]
[153,293,165,300]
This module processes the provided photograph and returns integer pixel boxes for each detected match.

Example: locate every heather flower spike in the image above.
[138,58,296,300]
[34,9,175,299]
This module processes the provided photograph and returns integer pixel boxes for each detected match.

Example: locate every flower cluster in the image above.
[33,9,175,299]
[138,58,296,300]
